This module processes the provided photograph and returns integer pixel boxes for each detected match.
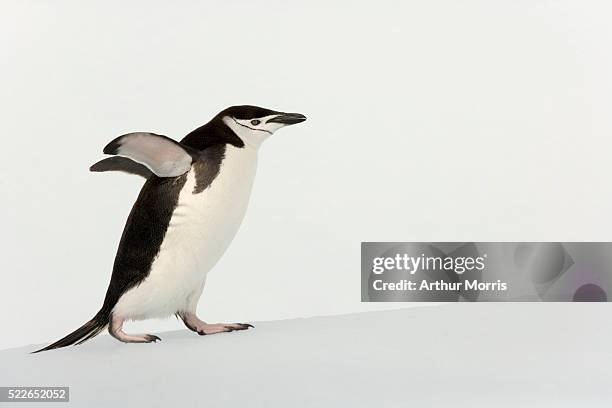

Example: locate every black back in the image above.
[100,173,188,314]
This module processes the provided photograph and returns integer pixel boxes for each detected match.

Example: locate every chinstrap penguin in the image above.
[34,105,306,352]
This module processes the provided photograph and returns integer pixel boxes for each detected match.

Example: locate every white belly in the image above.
[113,145,258,320]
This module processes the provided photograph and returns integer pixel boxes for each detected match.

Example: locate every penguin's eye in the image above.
[250,120,261,126]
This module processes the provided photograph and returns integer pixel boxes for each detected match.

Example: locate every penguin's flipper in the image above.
[102,132,195,177]
[90,156,153,179]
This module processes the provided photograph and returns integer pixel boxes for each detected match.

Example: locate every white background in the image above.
[1,0,612,350]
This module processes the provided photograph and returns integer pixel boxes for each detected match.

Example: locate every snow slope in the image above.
[1,304,611,407]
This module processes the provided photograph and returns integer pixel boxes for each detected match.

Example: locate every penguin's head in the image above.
[220,105,306,148]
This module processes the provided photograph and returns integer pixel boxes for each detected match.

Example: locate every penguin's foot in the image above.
[109,315,161,344]
[194,323,253,335]
[113,332,161,343]
[179,312,253,335]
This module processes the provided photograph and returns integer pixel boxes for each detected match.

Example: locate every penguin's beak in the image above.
[267,112,307,125]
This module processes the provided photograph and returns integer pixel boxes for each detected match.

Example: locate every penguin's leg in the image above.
[108,314,161,343]
[177,281,253,335]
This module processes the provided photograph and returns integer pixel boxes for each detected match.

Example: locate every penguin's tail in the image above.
[32,310,109,353]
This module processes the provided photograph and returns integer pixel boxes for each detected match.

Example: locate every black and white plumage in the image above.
[34,106,306,352]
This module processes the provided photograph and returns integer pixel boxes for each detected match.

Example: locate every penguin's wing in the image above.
[100,132,195,177]
[90,156,153,179]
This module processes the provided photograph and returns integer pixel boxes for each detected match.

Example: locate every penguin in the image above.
[34,105,306,352]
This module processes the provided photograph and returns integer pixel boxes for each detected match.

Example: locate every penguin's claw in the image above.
[231,323,254,330]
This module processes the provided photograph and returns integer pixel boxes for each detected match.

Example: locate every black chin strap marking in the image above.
[232,118,272,135]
